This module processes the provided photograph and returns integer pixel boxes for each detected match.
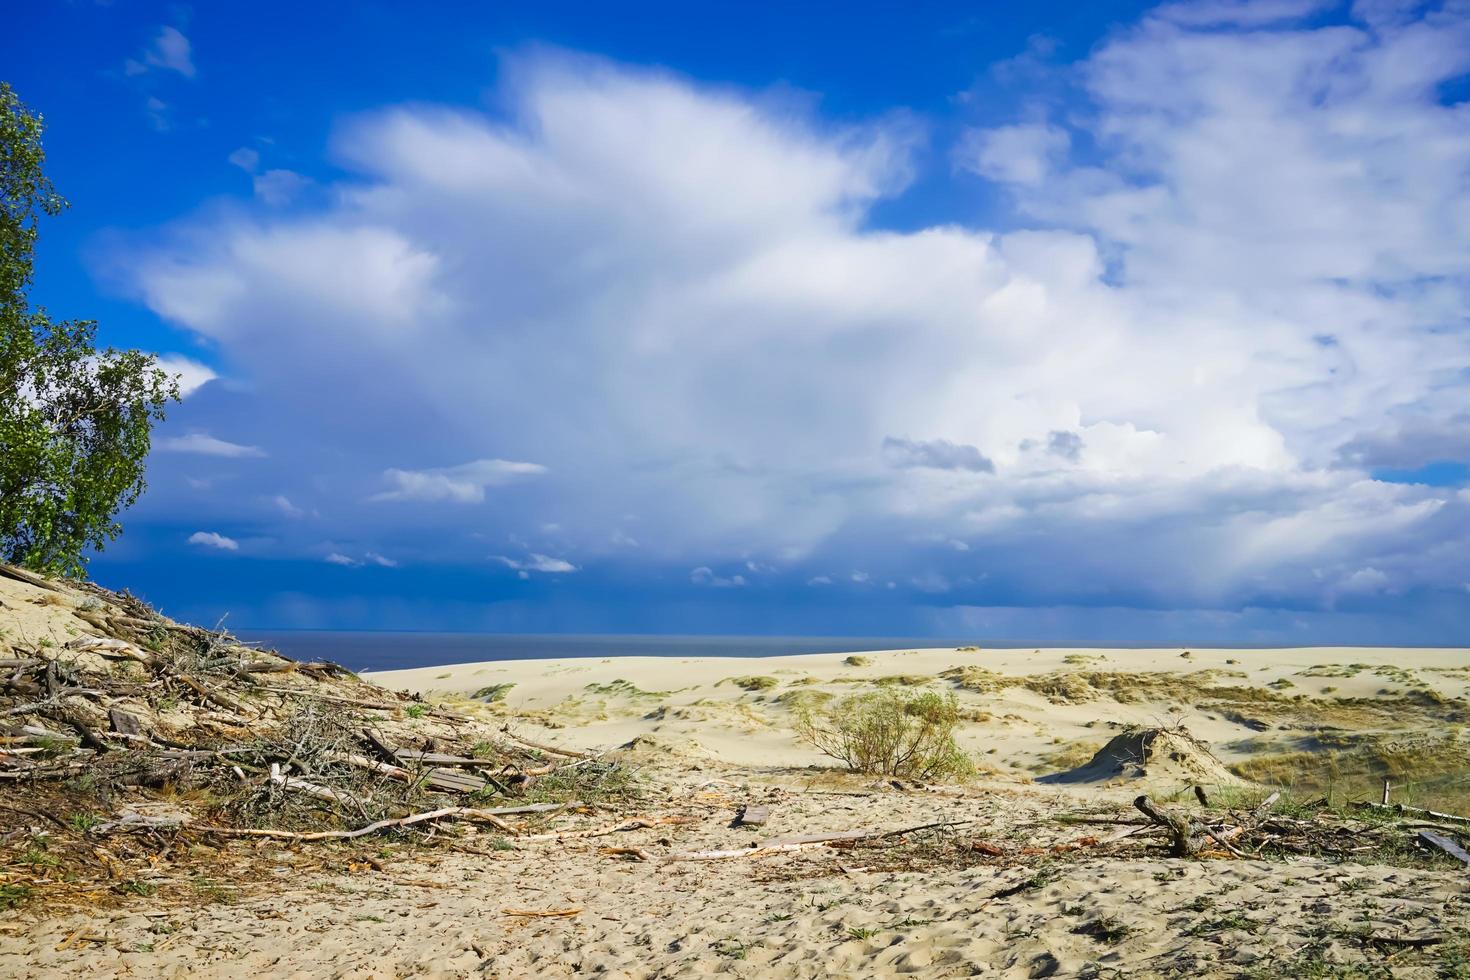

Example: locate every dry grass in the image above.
[1230,729,1470,812]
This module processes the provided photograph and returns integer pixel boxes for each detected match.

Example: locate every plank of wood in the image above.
[109,707,146,736]
[1419,831,1470,868]
[424,768,489,793]
[1363,802,1470,827]
[736,804,772,827]
[0,562,62,593]
[394,750,522,770]
[395,750,481,766]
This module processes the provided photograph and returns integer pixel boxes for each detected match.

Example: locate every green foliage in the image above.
[0,884,31,909]
[791,687,976,781]
[0,83,178,577]
[721,674,778,692]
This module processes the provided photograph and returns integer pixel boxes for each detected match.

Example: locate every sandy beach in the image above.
[3,565,1467,979]
[370,644,1470,806]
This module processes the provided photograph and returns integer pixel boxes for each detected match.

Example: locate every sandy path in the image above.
[4,770,1465,978]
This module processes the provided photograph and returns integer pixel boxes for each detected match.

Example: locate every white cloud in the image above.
[691,566,746,587]
[188,531,238,551]
[156,432,266,458]
[253,169,310,206]
[956,123,1069,186]
[271,494,304,518]
[373,459,546,503]
[228,147,260,173]
[154,355,217,396]
[129,26,195,78]
[125,23,1470,616]
[496,553,577,573]
[807,575,833,585]
[325,550,398,568]
[144,96,169,131]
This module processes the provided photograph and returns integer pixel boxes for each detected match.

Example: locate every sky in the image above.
[5,0,1470,643]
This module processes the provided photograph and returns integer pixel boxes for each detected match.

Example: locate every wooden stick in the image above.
[663,819,970,863]
[0,562,63,593]
[502,729,592,759]
[503,907,581,918]
[193,806,519,841]
[516,816,691,842]
[1358,802,1470,827]
[269,763,360,806]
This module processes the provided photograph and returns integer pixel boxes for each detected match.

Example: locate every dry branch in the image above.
[194,806,520,841]
[663,819,970,863]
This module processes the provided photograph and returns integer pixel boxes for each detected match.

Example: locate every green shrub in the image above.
[791,688,975,781]
[843,655,872,667]
[723,675,778,692]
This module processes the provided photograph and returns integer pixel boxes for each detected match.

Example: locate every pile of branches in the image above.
[0,563,625,840]
[1128,789,1470,868]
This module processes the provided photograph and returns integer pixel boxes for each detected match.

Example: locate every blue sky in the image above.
[6,0,1470,643]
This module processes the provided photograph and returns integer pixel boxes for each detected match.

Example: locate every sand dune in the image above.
[370,643,1470,806]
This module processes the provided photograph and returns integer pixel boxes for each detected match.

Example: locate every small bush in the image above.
[724,675,778,692]
[873,674,931,687]
[843,655,872,667]
[472,683,515,702]
[791,688,975,781]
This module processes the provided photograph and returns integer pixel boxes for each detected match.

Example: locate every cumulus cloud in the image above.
[253,169,310,207]
[126,26,195,78]
[496,553,577,574]
[271,494,304,518]
[882,437,996,473]
[324,552,357,566]
[1046,431,1084,463]
[228,147,261,173]
[154,355,217,396]
[691,566,746,587]
[956,123,1068,186]
[121,11,1470,625]
[156,432,265,458]
[188,531,237,551]
[372,459,546,503]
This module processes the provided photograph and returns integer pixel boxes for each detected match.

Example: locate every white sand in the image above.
[368,644,1470,775]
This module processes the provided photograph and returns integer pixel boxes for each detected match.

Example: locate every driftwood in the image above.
[1134,795,1203,857]
[195,805,519,841]
[1418,831,1470,868]
[736,804,772,827]
[517,816,691,843]
[1359,802,1470,827]
[663,819,971,863]
[108,707,147,736]
[0,562,63,593]
[502,728,592,759]
[269,762,362,807]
